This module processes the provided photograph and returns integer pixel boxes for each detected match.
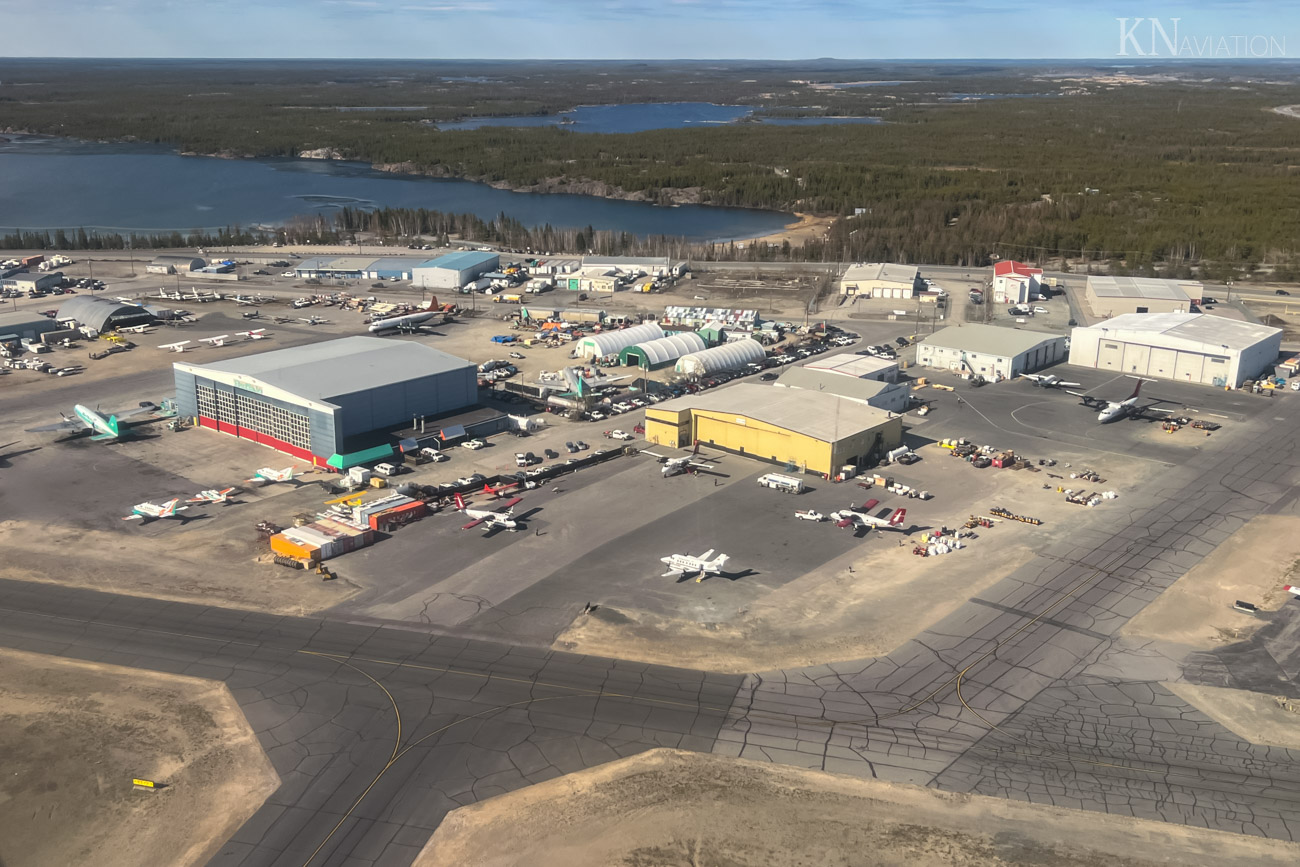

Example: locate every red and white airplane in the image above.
[1284,585,1300,598]
[187,487,238,505]
[455,493,523,532]
[236,328,269,340]
[123,498,188,522]
[830,499,908,532]
[246,466,301,485]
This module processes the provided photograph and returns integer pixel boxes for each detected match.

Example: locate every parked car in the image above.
[1278,289,1291,296]
[609,430,634,441]
[419,447,448,462]
[461,438,487,450]
[760,372,779,381]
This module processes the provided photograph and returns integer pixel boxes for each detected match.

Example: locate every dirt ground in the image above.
[738,212,836,249]
[0,648,279,867]
[1122,514,1300,648]
[419,749,1300,867]
[1165,683,1300,750]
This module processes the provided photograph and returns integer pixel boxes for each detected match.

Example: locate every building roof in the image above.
[178,336,472,404]
[994,260,1043,278]
[841,262,919,286]
[366,257,419,274]
[577,321,665,357]
[150,254,205,266]
[56,296,153,331]
[675,338,768,374]
[620,332,706,366]
[804,353,898,378]
[1086,276,1202,301]
[776,366,896,401]
[416,251,499,272]
[921,323,1064,357]
[0,311,57,331]
[1077,312,1281,352]
[654,383,896,442]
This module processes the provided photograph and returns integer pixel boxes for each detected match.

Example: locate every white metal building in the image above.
[839,263,920,298]
[1085,276,1203,316]
[775,366,911,413]
[619,332,706,369]
[992,261,1042,304]
[917,324,1067,379]
[1068,313,1281,388]
[676,338,767,377]
[804,353,898,382]
[412,251,500,290]
[574,321,665,359]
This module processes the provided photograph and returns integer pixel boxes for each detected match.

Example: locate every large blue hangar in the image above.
[173,337,476,467]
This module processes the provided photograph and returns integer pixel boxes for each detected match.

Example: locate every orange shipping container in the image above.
[270,533,320,562]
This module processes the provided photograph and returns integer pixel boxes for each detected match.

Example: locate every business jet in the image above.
[1067,377,1174,423]
[660,549,730,582]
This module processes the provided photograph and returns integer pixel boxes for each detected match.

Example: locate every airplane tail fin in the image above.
[712,554,729,571]
[107,415,120,438]
[889,508,907,526]
[1128,378,1145,400]
[454,493,466,511]
[692,439,700,456]
[160,499,179,516]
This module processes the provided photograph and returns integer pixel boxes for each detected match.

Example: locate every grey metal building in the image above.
[56,296,154,332]
[917,323,1068,380]
[172,337,476,467]
[412,251,500,290]
[0,311,58,342]
[146,255,205,275]
[1,271,64,293]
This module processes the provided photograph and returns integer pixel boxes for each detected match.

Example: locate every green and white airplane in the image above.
[26,403,156,441]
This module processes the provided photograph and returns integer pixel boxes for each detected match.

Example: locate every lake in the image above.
[432,102,882,133]
[0,136,793,242]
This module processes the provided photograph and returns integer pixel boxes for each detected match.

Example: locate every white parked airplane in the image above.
[230,294,259,305]
[236,329,268,340]
[455,493,523,532]
[246,466,301,485]
[298,315,328,326]
[660,549,730,581]
[1020,373,1081,389]
[155,288,184,300]
[187,487,237,505]
[186,288,219,302]
[201,335,231,347]
[25,402,156,441]
[118,324,153,335]
[158,341,191,353]
[830,501,908,532]
[641,447,716,477]
[123,498,189,522]
[1067,377,1174,423]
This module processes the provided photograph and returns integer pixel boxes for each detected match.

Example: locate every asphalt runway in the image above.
[0,578,743,867]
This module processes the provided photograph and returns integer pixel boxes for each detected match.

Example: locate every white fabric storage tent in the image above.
[575,321,665,359]
[675,338,767,376]
[621,332,706,368]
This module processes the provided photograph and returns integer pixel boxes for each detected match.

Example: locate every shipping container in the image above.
[270,533,320,562]
[368,500,427,530]
[20,255,44,267]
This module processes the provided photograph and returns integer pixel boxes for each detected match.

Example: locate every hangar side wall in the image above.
[328,366,476,439]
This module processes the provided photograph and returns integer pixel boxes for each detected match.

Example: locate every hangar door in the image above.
[1096,341,1123,371]
[1121,342,1151,375]
[1173,351,1205,384]
[1149,347,1178,379]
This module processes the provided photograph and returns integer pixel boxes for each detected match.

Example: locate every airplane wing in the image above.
[688,460,716,470]
[25,416,91,433]
[1057,381,1082,388]
[460,517,486,530]
[121,514,144,521]
[497,497,523,511]
[661,568,685,578]
[110,405,157,421]
[641,451,668,459]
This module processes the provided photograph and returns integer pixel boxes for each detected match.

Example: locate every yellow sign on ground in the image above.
[132,778,157,789]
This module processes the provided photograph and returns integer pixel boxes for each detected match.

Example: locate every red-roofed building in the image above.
[992,260,1043,304]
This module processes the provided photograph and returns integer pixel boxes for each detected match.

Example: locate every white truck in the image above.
[757,473,804,494]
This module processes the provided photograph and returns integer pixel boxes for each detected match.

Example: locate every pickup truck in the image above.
[795,510,825,522]
[608,430,634,441]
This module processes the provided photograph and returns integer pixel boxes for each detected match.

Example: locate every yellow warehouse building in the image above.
[644,384,904,477]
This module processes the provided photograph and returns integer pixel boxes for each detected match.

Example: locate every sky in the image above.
[0,0,1294,59]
